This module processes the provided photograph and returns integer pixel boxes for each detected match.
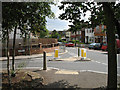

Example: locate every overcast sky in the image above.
[46,2,91,31]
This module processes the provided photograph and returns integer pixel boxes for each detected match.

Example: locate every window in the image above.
[96,26,99,31]
[87,30,88,33]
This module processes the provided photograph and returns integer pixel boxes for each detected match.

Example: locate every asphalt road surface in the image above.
[1,47,120,75]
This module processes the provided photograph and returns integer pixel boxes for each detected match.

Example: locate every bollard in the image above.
[43,51,47,70]
[80,48,87,60]
[84,49,87,59]
[54,49,58,58]
[78,47,80,57]
[81,48,84,58]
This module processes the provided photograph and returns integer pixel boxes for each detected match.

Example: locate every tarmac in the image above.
[1,49,120,89]
[25,68,108,89]
[0,49,68,61]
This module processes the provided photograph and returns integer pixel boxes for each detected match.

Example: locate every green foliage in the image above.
[70,40,79,43]
[38,28,49,38]
[59,2,120,36]
[10,61,27,77]
[10,69,16,77]
[59,2,89,34]
[50,30,61,39]
[62,41,67,44]
[2,2,55,40]
[58,38,62,42]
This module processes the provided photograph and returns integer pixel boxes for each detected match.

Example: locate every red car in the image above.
[101,43,107,51]
[65,43,75,47]
[101,39,120,53]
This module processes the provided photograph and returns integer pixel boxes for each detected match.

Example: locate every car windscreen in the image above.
[96,43,100,45]
[90,43,95,45]
[103,43,107,46]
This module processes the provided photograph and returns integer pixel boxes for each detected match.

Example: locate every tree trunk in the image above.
[115,20,120,39]
[23,32,27,45]
[103,3,117,89]
[12,25,17,72]
[7,29,11,86]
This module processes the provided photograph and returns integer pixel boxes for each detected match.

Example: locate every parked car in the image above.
[101,43,107,51]
[88,43,96,49]
[101,39,120,53]
[65,42,74,47]
[94,43,101,50]
[58,42,64,46]
[116,39,120,54]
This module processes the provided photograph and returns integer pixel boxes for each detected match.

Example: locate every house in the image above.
[70,28,85,43]
[65,31,71,41]
[85,28,95,43]
[94,24,107,43]
[70,30,81,41]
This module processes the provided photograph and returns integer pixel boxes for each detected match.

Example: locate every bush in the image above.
[71,40,79,43]
[58,39,62,42]
[62,41,67,43]
[76,40,79,43]
[71,40,76,43]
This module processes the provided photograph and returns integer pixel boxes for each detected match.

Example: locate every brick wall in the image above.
[2,38,58,56]
[2,43,59,56]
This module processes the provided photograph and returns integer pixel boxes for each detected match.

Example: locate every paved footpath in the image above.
[28,68,108,88]
[0,50,68,61]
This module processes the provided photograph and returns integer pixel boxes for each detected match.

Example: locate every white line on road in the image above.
[91,60,120,69]
[91,60,108,66]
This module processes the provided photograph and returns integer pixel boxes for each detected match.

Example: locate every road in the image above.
[1,47,120,75]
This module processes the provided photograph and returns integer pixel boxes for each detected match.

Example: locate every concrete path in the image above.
[30,69,108,88]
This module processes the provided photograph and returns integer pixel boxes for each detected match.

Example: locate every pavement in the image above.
[49,56,91,62]
[0,49,68,61]
[25,68,108,88]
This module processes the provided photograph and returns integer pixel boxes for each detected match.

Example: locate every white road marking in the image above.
[91,60,108,66]
[91,60,120,69]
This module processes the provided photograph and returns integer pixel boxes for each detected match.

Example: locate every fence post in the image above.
[43,51,47,70]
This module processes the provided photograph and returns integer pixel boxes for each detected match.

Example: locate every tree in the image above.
[59,1,120,89]
[38,28,49,38]
[59,3,89,45]
[2,2,54,74]
[102,3,117,89]
[50,30,61,40]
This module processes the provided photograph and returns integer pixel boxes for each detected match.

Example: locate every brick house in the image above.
[94,24,107,43]
[70,28,85,43]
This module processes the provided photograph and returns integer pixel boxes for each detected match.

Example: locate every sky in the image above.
[46,2,91,31]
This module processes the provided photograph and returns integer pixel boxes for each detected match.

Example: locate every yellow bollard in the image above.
[80,48,87,60]
[84,49,87,59]
[54,49,58,58]
[81,49,84,58]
